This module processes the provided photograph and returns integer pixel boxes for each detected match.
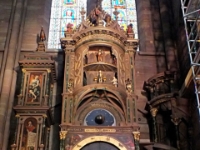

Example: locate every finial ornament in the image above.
[80,7,86,21]
[113,8,119,21]
[36,27,46,51]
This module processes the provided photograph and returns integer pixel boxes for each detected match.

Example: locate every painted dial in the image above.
[84,109,116,126]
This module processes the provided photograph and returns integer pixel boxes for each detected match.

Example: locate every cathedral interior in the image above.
[0,0,200,149]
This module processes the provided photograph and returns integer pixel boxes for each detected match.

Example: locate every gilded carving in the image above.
[22,69,26,73]
[150,108,158,117]
[60,131,68,140]
[133,131,140,141]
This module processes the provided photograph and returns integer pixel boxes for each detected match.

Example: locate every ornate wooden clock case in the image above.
[59,5,139,150]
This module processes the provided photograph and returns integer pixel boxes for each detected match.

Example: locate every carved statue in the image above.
[111,53,117,65]
[39,27,46,41]
[127,23,134,34]
[105,14,112,26]
[111,76,118,87]
[96,49,103,62]
[94,70,106,83]
[97,70,103,83]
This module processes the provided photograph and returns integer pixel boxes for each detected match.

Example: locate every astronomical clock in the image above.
[59,2,139,150]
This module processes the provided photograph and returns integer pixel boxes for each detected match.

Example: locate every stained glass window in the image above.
[48,0,138,49]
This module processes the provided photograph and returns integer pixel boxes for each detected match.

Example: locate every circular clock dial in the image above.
[84,109,116,126]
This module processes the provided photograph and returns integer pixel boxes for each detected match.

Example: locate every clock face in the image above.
[84,109,116,126]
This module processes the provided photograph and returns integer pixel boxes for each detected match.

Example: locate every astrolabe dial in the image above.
[84,109,116,126]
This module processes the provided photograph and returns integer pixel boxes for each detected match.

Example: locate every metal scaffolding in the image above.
[180,0,200,114]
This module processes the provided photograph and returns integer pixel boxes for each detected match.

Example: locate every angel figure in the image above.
[111,76,118,87]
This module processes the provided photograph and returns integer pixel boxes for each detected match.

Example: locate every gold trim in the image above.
[84,128,116,132]
[72,136,127,150]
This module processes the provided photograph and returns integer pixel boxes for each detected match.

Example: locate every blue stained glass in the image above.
[48,0,138,49]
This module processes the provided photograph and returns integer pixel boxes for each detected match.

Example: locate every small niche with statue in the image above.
[83,46,118,87]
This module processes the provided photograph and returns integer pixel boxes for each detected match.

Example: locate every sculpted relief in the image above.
[74,53,82,87]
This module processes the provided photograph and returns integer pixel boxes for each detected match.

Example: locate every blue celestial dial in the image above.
[85,109,115,126]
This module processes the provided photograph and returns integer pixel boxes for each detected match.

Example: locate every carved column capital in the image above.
[150,107,158,117]
[47,69,51,73]
[133,131,140,141]
[60,131,68,140]
[15,114,20,118]
[22,68,26,73]
[171,116,181,126]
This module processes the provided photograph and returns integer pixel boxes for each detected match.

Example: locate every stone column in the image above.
[136,0,155,52]
[171,116,181,149]
[0,0,27,149]
[60,131,68,150]
[158,0,178,71]
[150,107,158,142]
[133,130,140,150]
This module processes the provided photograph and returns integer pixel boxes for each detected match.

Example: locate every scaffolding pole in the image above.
[180,0,200,114]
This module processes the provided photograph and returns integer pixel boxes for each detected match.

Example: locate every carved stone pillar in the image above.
[150,107,158,142]
[60,131,68,150]
[133,130,140,150]
[171,116,181,149]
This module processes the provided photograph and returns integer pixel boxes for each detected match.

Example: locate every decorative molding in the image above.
[72,136,127,150]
